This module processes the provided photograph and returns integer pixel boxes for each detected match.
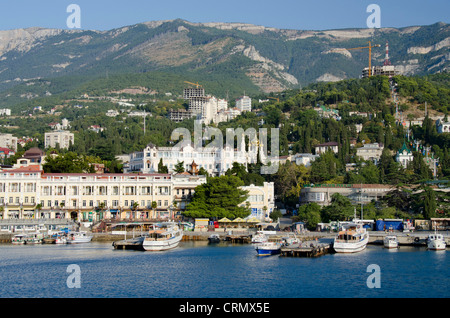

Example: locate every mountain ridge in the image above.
[0,19,448,103]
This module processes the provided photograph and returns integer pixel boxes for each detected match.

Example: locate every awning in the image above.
[232,217,245,223]
[218,218,232,223]
[246,217,260,223]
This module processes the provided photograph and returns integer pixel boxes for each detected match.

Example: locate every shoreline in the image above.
[1,230,449,246]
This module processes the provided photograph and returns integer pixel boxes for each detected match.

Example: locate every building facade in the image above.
[0,133,18,151]
[125,142,260,176]
[300,183,393,206]
[0,166,207,222]
[241,182,275,221]
[235,96,252,112]
[356,143,384,163]
[44,130,74,149]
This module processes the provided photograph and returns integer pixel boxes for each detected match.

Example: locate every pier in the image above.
[280,242,332,257]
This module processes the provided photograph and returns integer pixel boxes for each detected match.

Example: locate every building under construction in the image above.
[362,41,398,78]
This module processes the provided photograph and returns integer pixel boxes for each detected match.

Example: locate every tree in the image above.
[423,187,437,219]
[158,159,168,173]
[174,161,185,173]
[320,193,355,222]
[183,175,250,219]
[297,203,322,230]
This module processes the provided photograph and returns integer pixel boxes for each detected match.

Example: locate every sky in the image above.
[0,0,448,31]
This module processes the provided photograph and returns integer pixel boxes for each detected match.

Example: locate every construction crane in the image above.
[268,97,279,103]
[339,41,381,77]
[184,81,202,88]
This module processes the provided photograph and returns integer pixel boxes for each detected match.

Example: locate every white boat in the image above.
[25,232,44,244]
[383,235,399,249]
[251,231,268,244]
[281,233,300,247]
[427,233,446,251]
[55,235,67,244]
[254,241,282,256]
[333,222,369,253]
[66,231,93,244]
[11,234,27,245]
[142,222,183,251]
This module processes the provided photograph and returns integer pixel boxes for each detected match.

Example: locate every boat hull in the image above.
[333,237,369,253]
[255,247,281,256]
[142,233,182,251]
[428,241,446,250]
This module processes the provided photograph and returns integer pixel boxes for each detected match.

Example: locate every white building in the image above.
[235,96,252,112]
[0,133,18,151]
[356,143,384,163]
[44,130,74,149]
[314,141,339,155]
[0,166,206,221]
[292,153,319,167]
[436,118,450,133]
[125,140,263,177]
[0,108,11,116]
[396,142,413,168]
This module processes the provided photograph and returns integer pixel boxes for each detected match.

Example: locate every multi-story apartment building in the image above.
[44,130,74,149]
[235,95,252,112]
[0,133,18,151]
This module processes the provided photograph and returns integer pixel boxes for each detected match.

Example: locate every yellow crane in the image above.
[339,41,381,77]
[268,97,279,103]
[184,81,202,88]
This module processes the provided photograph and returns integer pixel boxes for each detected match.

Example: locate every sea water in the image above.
[0,241,448,298]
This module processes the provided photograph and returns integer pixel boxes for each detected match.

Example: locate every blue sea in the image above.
[0,240,448,299]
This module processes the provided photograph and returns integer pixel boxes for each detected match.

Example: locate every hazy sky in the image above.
[0,0,448,31]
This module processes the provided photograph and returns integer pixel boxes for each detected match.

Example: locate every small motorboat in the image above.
[383,235,399,249]
[427,233,446,251]
[251,231,268,244]
[208,234,221,243]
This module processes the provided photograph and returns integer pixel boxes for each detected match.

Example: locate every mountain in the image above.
[0,19,449,104]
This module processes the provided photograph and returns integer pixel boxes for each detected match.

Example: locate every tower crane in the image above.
[338,41,381,77]
[184,81,202,88]
[268,97,279,103]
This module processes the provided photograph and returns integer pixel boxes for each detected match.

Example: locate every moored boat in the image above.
[142,222,183,251]
[251,231,268,244]
[254,241,282,256]
[66,231,93,244]
[333,222,369,253]
[25,232,44,244]
[208,234,221,243]
[427,233,446,251]
[383,235,399,249]
[281,233,300,247]
[11,234,27,245]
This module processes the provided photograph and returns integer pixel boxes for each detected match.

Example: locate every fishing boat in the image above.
[251,231,268,244]
[55,234,67,244]
[142,222,183,251]
[66,231,93,244]
[25,232,44,244]
[383,235,399,249]
[11,234,27,245]
[208,234,221,243]
[254,241,282,256]
[333,222,369,253]
[427,233,447,251]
